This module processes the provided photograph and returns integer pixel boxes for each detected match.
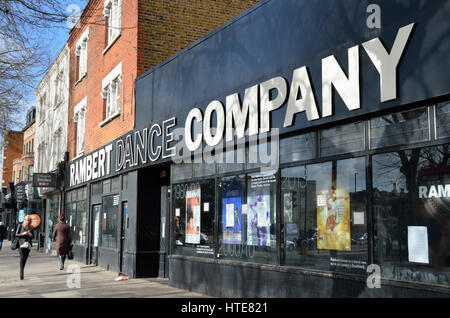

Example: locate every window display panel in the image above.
[281,157,367,273]
[101,194,119,249]
[65,188,88,245]
[46,194,59,253]
[218,175,246,261]
[172,179,215,258]
[373,145,450,286]
[280,132,316,164]
[243,171,277,265]
[320,122,365,157]
[370,107,429,149]
[436,102,450,138]
[76,201,87,245]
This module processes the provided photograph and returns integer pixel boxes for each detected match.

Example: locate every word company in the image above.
[69,23,415,187]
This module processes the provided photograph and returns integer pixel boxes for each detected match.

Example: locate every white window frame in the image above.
[100,62,122,126]
[103,0,122,51]
[75,28,90,81]
[74,97,87,157]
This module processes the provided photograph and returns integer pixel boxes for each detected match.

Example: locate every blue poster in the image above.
[222,183,243,244]
[18,210,25,223]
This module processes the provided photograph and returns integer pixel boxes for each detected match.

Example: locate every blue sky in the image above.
[0,1,87,172]
[18,0,88,124]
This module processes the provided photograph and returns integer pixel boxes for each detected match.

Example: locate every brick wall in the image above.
[1,131,24,187]
[137,0,259,75]
[67,0,258,161]
[67,0,139,159]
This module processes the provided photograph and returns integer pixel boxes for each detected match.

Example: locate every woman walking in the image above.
[52,214,72,270]
[15,215,33,280]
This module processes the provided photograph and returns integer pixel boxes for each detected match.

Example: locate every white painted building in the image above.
[34,45,70,174]
[34,44,70,254]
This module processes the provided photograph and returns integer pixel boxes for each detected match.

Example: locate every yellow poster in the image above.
[317,189,351,251]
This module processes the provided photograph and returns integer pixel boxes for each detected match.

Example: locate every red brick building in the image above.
[67,0,259,161]
[12,108,36,185]
[64,0,259,274]
[1,131,24,188]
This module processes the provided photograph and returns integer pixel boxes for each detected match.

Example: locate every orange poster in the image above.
[317,189,351,251]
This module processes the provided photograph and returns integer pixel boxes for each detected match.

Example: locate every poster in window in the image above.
[185,187,201,244]
[284,192,293,223]
[222,184,243,244]
[317,189,351,251]
[247,194,271,247]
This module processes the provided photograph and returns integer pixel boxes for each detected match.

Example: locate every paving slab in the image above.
[0,241,209,298]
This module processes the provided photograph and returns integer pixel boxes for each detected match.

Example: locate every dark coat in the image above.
[0,225,7,240]
[15,224,33,247]
[52,222,72,255]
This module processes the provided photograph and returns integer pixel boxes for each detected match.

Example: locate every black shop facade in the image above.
[64,0,450,297]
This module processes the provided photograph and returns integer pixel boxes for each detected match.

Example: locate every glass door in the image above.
[90,204,101,265]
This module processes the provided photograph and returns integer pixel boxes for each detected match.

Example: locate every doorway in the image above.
[90,204,101,265]
[119,201,128,273]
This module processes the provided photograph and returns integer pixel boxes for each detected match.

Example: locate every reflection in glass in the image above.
[171,163,193,182]
[281,157,367,273]
[218,175,246,261]
[436,102,450,138]
[101,195,119,249]
[370,107,429,149]
[245,171,277,265]
[373,144,450,286]
[172,179,215,258]
[64,189,87,246]
[217,147,245,174]
[320,122,364,157]
[280,132,316,164]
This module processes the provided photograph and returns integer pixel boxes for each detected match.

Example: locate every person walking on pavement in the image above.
[52,214,72,270]
[0,221,7,251]
[16,215,33,280]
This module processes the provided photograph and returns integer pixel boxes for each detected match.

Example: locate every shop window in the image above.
[77,188,83,201]
[101,194,119,249]
[172,179,215,258]
[92,181,102,197]
[372,144,450,286]
[46,194,60,252]
[193,162,215,178]
[217,147,245,174]
[320,122,365,157]
[370,107,429,149]
[246,138,279,170]
[103,179,111,194]
[71,190,77,202]
[218,172,277,265]
[171,163,193,182]
[281,157,367,273]
[436,102,450,138]
[111,176,120,192]
[242,171,278,264]
[65,187,87,246]
[280,132,316,164]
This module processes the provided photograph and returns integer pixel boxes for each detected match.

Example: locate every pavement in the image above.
[0,240,209,298]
